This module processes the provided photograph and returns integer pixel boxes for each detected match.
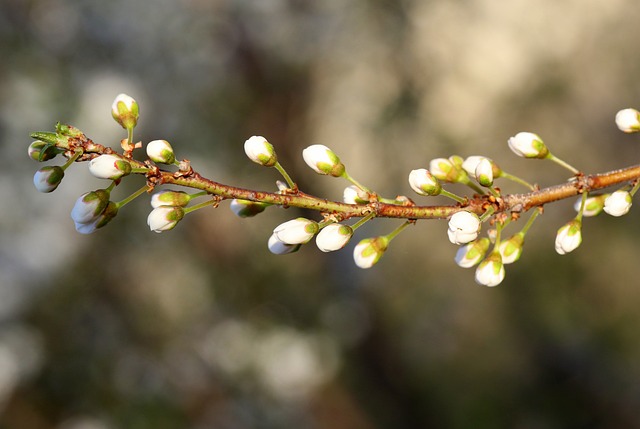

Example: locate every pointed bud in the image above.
[555,219,582,255]
[33,166,64,193]
[474,158,494,187]
[455,238,490,268]
[574,194,607,217]
[71,190,110,224]
[147,206,185,233]
[88,154,132,180]
[603,190,632,217]
[111,93,139,130]
[146,140,176,164]
[615,108,640,133]
[244,136,277,167]
[408,169,442,196]
[302,145,345,177]
[507,132,549,159]
[268,233,301,255]
[229,199,269,217]
[447,211,481,245]
[316,224,353,252]
[498,232,525,264]
[475,251,505,287]
[343,185,370,204]
[273,218,319,244]
[353,236,389,269]
[150,190,192,208]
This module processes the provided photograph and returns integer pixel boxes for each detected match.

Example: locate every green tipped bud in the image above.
[28,141,63,162]
[244,136,277,167]
[150,190,192,208]
[353,236,389,269]
[475,251,505,287]
[111,93,139,130]
[408,169,441,196]
[555,219,582,255]
[230,199,269,217]
[302,145,345,177]
[508,132,549,159]
[88,154,132,180]
[33,166,64,193]
[147,206,185,233]
[273,218,319,244]
[146,140,175,164]
[498,232,525,264]
[455,237,490,268]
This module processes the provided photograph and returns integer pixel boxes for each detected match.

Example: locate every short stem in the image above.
[547,153,580,175]
[500,171,535,191]
[274,162,296,190]
[462,179,485,195]
[487,186,501,198]
[629,180,640,197]
[479,206,496,222]
[384,220,412,242]
[127,127,134,146]
[184,198,218,215]
[575,191,588,222]
[520,208,541,236]
[342,171,373,195]
[493,221,504,250]
[62,149,83,170]
[351,212,376,231]
[130,167,150,174]
[115,184,150,208]
[440,189,466,204]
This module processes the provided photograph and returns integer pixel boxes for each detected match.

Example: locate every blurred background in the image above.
[3,0,640,428]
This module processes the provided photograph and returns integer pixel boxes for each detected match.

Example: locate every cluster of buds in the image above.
[27,95,640,287]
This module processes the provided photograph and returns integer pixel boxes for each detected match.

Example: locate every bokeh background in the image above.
[3,0,640,428]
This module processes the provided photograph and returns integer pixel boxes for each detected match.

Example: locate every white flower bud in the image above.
[507,132,549,159]
[615,108,640,133]
[408,169,441,196]
[498,232,525,264]
[353,237,389,269]
[343,185,370,204]
[33,166,64,193]
[302,144,345,177]
[574,194,607,217]
[111,93,139,130]
[474,158,494,187]
[474,251,505,287]
[146,140,176,164]
[603,190,632,217]
[244,136,277,167]
[28,140,61,162]
[447,211,481,245]
[147,206,185,233]
[429,158,455,182]
[229,199,269,217]
[455,238,490,268]
[74,201,118,234]
[88,154,132,180]
[462,156,502,178]
[150,190,191,208]
[555,219,582,255]
[71,190,110,224]
[268,233,301,255]
[316,224,353,252]
[273,218,319,244]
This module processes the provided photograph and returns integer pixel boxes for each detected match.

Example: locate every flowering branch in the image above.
[28,95,640,286]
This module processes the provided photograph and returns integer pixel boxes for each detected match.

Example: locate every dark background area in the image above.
[2,1,640,428]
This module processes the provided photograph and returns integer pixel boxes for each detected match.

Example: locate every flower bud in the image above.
[88,154,132,180]
[146,140,176,164]
[268,233,301,255]
[302,144,345,177]
[71,190,110,224]
[244,136,277,167]
[475,251,505,287]
[316,224,353,252]
[150,190,192,208]
[111,93,139,130]
[343,185,370,204]
[574,194,607,217]
[603,190,632,217]
[498,232,525,264]
[273,218,319,244]
[555,219,582,255]
[429,158,466,183]
[507,132,549,159]
[408,169,442,196]
[455,238,490,268]
[147,206,185,233]
[447,211,481,245]
[74,201,118,234]
[615,108,640,133]
[229,199,269,217]
[474,158,494,187]
[462,156,502,178]
[353,236,389,269]
[28,141,63,162]
[33,166,64,193]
